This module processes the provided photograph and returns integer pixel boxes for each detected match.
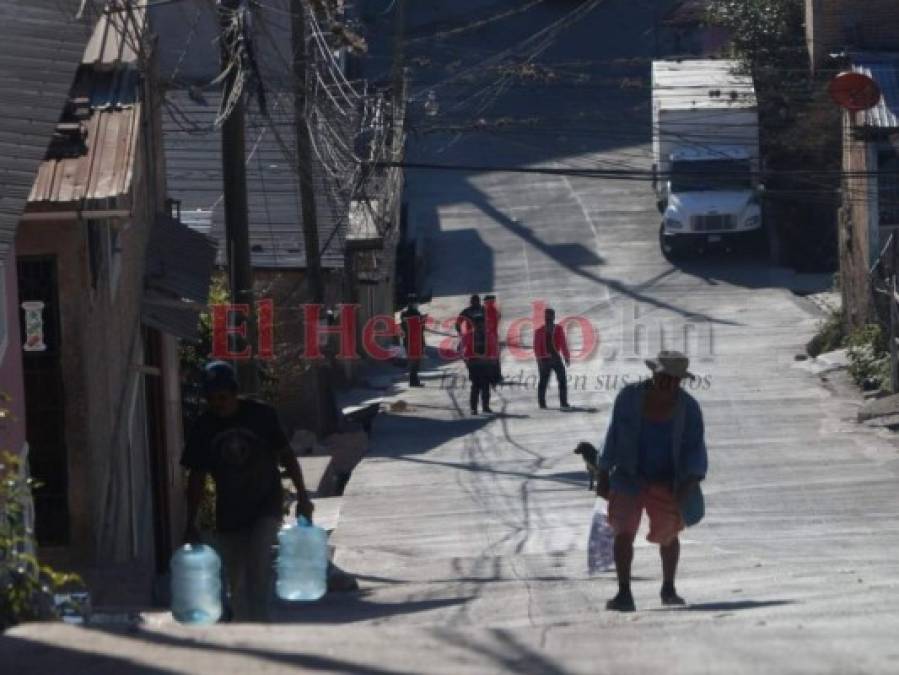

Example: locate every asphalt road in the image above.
[4,1,899,673]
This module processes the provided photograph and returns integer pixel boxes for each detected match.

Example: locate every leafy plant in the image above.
[846,324,891,390]
[707,0,841,271]
[807,308,846,357]
[1,451,83,631]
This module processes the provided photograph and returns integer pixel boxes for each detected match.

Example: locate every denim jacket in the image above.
[599,382,708,496]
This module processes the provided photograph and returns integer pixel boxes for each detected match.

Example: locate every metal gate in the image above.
[17,256,69,545]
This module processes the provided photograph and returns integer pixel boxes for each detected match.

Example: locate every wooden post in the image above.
[291,0,324,305]
[220,0,258,392]
[891,235,899,393]
[292,0,338,437]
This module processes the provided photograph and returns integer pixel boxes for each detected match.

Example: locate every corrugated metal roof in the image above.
[0,0,91,262]
[82,1,146,69]
[652,59,757,111]
[143,212,216,340]
[851,53,899,130]
[163,89,358,270]
[27,68,141,210]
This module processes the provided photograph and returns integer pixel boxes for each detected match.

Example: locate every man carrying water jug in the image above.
[182,361,314,621]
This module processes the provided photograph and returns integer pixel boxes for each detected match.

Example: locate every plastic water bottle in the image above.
[170,544,222,624]
[276,517,329,601]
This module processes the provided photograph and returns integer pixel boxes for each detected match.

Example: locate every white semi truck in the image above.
[652,59,765,259]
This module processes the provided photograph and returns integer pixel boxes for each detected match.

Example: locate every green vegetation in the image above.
[807,308,847,358]
[1,451,82,631]
[846,324,891,391]
[707,0,841,271]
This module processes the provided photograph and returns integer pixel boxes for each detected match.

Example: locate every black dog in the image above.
[574,442,599,490]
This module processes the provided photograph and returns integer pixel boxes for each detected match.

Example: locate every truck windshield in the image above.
[670,159,752,192]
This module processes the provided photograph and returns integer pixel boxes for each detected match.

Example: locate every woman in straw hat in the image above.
[596,350,708,612]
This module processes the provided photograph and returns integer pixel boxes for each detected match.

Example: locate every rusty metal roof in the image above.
[0,0,91,261]
[28,68,141,211]
[82,1,147,69]
[852,53,899,130]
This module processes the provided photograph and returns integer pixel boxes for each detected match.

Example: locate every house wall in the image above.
[15,76,170,577]
[807,0,899,71]
[16,203,155,568]
[0,251,26,455]
[840,111,877,330]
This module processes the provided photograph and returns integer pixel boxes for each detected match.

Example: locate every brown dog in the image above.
[574,442,599,490]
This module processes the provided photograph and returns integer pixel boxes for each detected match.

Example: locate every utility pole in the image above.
[392,0,406,97]
[220,0,258,392]
[291,0,324,304]
[292,0,336,437]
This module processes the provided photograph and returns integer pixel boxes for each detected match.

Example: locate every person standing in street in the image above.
[533,307,570,409]
[182,361,314,622]
[596,351,708,612]
[400,294,426,387]
[484,294,502,387]
[456,295,492,415]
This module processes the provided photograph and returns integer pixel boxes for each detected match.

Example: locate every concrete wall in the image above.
[252,268,347,434]
[807,0,899,71]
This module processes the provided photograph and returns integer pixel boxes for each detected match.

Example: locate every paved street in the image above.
[4,1,899,673]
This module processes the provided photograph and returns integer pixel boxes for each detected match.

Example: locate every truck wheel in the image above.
[659,224,681,262]
[747,226,769,259]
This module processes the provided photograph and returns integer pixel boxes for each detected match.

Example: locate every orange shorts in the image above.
[608,484,684,545]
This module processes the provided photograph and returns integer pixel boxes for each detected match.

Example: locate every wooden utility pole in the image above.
[220,0,258,392]
[392,0,406,96]
[292,0,337,437]
[291,0,324,304]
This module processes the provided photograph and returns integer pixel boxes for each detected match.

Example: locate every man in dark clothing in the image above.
[456,295,492,415]
[400,294,426,387]
[533,308,571,409]
[182,361,313,622]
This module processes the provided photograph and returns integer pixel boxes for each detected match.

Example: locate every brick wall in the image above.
[808,0,899,70]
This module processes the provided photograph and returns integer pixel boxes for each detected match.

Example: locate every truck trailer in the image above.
[652,59,765,259]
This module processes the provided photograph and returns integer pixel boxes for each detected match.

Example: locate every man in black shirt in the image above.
[456,295,492,414]
[182,361,314,621]
[400,294,426,387]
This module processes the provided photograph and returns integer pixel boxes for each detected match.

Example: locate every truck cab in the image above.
[659,146,763,258]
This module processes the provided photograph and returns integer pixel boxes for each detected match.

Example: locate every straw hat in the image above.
[644,350,695,380]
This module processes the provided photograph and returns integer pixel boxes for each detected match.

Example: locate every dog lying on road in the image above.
[574,442,599,490]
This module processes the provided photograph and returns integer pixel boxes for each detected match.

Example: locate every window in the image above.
[87,220,106,291]
[86,220,124,300]
[107,225,123,297]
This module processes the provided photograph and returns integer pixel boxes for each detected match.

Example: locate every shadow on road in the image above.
[274,593,472,625]
[371,413,491,458]
[0,628,417,675]
[660,599,796,612]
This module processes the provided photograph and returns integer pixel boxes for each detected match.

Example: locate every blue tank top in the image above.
[637,418,675,482]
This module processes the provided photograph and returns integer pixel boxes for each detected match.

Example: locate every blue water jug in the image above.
[276,517,329,601]
[170,544,223,624]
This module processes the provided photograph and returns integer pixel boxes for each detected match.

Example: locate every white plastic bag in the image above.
[388,344,407,361]
[588,498,615,575]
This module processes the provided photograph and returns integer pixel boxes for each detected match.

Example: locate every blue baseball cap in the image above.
[203,361,239,394]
